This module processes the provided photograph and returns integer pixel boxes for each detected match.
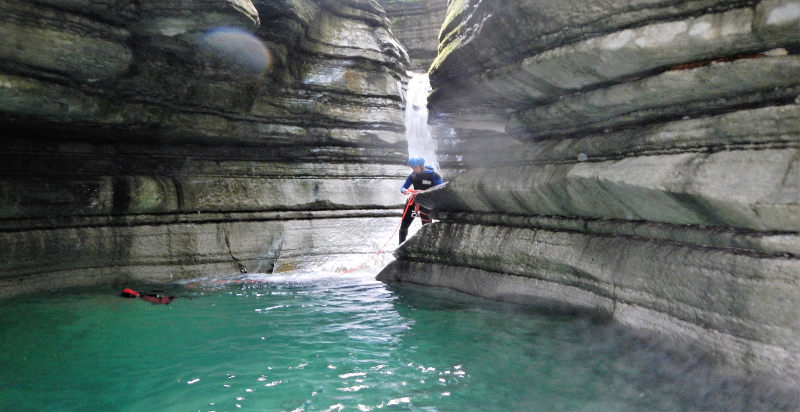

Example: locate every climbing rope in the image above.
[179,190,420,291]
[341,190,418,274]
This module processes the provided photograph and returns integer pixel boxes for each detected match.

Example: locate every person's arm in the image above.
[432,172,443,186]
[401,175,413,194]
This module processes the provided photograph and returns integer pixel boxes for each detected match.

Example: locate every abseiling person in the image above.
[399,157,443,244]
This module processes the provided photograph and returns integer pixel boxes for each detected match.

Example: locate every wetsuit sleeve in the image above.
[432,172,443,186]
[401,174,413,192]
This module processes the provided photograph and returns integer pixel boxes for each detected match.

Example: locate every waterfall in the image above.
[404,72,440,172]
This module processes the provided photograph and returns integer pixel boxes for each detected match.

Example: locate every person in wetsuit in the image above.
[120,288,175,304]
[399,157,443,244]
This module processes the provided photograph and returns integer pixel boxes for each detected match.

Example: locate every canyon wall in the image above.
[378,0,448,71]
[4,0,799,389]
[0,0,410,297]
[379,0,800,386]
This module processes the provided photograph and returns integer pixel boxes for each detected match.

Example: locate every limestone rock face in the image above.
[383,0,800,388]
[378,0,448,71]
[0,0,410,297]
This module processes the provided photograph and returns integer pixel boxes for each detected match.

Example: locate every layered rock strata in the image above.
[381,0,800,387]
[0,0,410,297]
[378,0,448,71]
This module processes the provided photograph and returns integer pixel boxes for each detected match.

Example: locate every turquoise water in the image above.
[0,271,793,411]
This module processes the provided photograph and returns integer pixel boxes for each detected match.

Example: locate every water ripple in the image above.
[0,272,795,411]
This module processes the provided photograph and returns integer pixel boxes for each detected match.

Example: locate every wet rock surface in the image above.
[3,0,800,396]
[378,0,448,71]
[0,0,410,296]
[385,0,800,388]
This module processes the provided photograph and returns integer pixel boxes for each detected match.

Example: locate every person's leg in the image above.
[418,206,432,226]
[399,203,416,244]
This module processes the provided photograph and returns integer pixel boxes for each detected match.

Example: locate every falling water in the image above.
[405,72,440,172]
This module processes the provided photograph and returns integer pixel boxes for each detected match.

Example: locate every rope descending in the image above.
[341,190,419,274]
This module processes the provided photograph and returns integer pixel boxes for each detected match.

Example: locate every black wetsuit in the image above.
[399,167,443,243]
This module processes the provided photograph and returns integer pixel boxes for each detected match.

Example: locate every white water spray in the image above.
[405,72,440,172]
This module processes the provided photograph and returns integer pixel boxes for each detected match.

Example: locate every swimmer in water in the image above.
[120,288,175,305]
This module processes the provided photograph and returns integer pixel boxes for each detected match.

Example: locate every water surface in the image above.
[0,271,792,411]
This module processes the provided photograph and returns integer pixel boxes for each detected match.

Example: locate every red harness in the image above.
[413,203,432,223]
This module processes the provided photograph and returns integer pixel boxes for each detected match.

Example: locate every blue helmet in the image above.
[407,157,425,167]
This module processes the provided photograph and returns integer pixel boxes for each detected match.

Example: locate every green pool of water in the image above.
[0,271,792,411]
